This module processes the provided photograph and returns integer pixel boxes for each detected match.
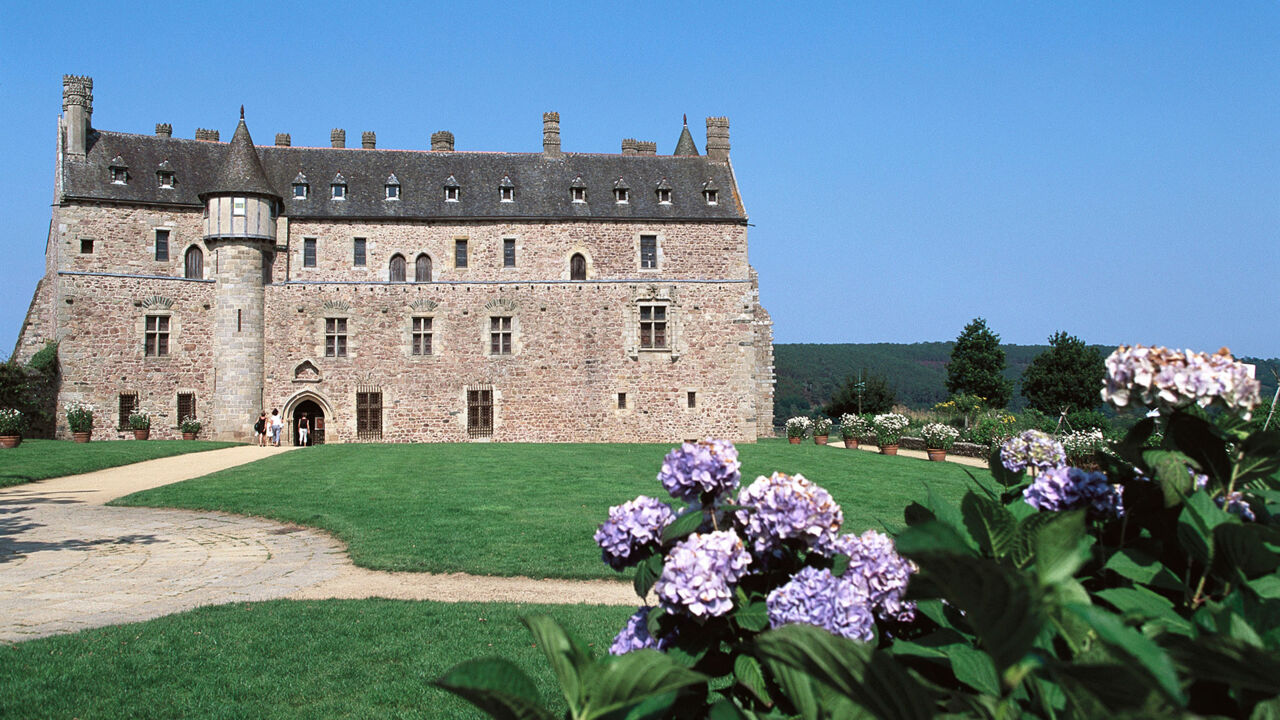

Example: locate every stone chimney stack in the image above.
[542,112,562,158]
[330,129,346,148]
[61,75,93,158]
[362,131,376,149]
[275,133,291,147]
[705,117,730,162]
[155,123,172,138]
[636,141,657,156]
[621,138,638,156]
[431,131,454,151]
[195,128,220,142]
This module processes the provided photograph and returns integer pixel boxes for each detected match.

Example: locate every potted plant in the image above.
[921,423,960,461]
[180,415,202,440]
[66,402,94,442]
[784,416,812,444]
[129,411,151,440]
[1059,428,1106,469]
[811,416,832,445]
[838,413,867,449]
[0,408,26,448]
[871,412,909,455]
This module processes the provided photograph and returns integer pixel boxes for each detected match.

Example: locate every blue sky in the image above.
[2,2,1277,358]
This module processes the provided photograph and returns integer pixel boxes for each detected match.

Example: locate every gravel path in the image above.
[0,446,635,643]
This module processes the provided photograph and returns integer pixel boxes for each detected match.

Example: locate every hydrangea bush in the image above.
[438,345,1280,720]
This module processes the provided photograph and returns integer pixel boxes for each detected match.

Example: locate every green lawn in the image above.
[0,439,241,487]
[0,599,631,719]
[115,439,979,579]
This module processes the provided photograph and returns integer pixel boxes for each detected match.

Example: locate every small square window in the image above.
[571,187,586,203]
[332,184,346,200]
[500,186,514,202]
[155,230,170,262]
[293,183,309,199]
[445,186,459,202]
[503,239,516,268]
[687,391,697,408]
[386,184,399,200]
[158,172,174,189]
[110,168,127,184]
[80,238,94,254]
[614,188,629,203]
[303,238,317,268]
[455,239,468,268]
[618,393,627,409]
[353,238,366,267]
[232,197,247,216]
[656,188,671,204]
[704,189,718,204]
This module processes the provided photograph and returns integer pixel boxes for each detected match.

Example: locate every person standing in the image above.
[298,412,310,447]
[254,411,267,446]
[270,408,283,447]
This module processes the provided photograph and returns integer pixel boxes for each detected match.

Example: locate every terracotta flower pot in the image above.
[927,448,947,462]
[133,429,150,440]
[0,435,21,449]
[182,432,197,441]
[879,444,899,456]
[843,437,858,449]
[814,435,828,445]
[73,431,92,443]
[788,437,802,444]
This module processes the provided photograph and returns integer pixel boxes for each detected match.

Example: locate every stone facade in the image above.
[13,76,774,443]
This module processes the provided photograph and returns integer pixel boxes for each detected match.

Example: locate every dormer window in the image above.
[108,155,128,185]
[292,172,309,199]
[499,176,515,202]
[656,188,671,204]
[702,179,719,205]
[613,178,630,204]
[156,160,175,189]
[570,176,587,203]
[331,173,347,200]
[444,175,460,202]
[385,174,400,200]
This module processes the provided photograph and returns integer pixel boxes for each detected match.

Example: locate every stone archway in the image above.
[283,391,334,446]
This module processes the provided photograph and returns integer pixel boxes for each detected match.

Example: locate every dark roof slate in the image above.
[202,117,279,199]
[63,129,746,221]
[674,123,699,156]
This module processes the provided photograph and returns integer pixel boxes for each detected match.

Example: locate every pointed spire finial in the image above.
[240,105,245,121]
[683,113,688,126]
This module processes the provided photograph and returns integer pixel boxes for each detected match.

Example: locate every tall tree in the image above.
[945,318,1012,408]
[1021,331,1105,414]
[825,369,896,417]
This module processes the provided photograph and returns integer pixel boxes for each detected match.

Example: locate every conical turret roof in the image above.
[202,107,279,198]
[673,114,699,156]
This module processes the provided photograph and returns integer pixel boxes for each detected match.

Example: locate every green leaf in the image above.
[522,614,593,716]
[1250,574,1280,600]
[645,606,666,639]
[1165,411,1231,482]
[1161,632,1280,695]
[1144,449,1198,507]
[830,552,851,577]
[893,520,977,558]
[961,492,1017,559]
[433,657,557,720]
[1095,587,1193,635]
[1178,491,1231,566]
[1214,523,1280,581]
[754,624,935,720]
[1104,548,1187,593]
[1049,661,1165,714]
[706,698,752,720]
[582,651,709,720]
[1251,696,1280,720]
[945,643,1001,696]
[1116,418,1157,465]
[733,597,770,633]
[1237,430,1280,488]
[764,661,823,720]
[1034,509,1088,587]
[1064,604,1186,705]
[928,486,978,552]
[1011,511,1058,569]
[733,654,771,706]
[988,445,1025,487]
[633,554,664,600]
[661,509,706,543]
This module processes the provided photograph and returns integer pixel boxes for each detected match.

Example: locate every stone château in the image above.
[13,76,773,444]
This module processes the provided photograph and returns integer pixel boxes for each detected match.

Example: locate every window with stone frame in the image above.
[704,189,718,204]
[389,254,406,282]
[639,235,658,269]
[155,229,170,262]
[639,304,668,350]
[618,392,627,409]
[356,389,383,440]
[614,188,629,203]
[415,253,432,282]
[503,239,516,268]
[293,183,309,199]
[353,238,366,267]
[656,188,672,204]
[303,238,317,268]
[118,392,138,430]
[570,253,586,280]
[385,183,400,200]
[571,186,586,203]
[467,384,493,439]
[687,391,697,409]
[489,316,512,355]
[455,239,468,268]
[110,167,127,184]
[325,317,348,358]
[80,238,94,254]
[412,316,433,355]
[145,315,170,357]
[332,183,346,200]
[500,185,514,202]
[177,392,196,424]
[184,245,203,278]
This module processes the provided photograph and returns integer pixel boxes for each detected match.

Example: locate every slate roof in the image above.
[674,121,700,156]
[62,127,746,221]
[201,113,279,199]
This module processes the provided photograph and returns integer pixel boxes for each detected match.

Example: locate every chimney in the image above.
[706,117,730,161]
[330,129,345,148]
[61,75,93,158]
[195,128,220,142]
[636,141,657,156]
[155,123,172,138]
[275,133,291,147]
[542,112,562,158]
[431,131,454,151]
[362,131,376,149]
[621,138,638,156]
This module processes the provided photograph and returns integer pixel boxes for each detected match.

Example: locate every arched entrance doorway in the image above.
[292,399,325,446]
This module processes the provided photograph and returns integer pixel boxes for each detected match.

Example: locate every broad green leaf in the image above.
[1064,604,1185,705]
[928,486,978,551]
[1011,511,1058,569]
[1161,632,1280,695]
[645,606,666,639]
[763,660,823,720]
[433,657,557,720]
[1214,523,1280,581]
[733,654,771,706]
[1049,661,1165,715]
[1177,490,1231,566]
[661,509,706,543]
[988,445,1025,487]
[634,554,663,600]
[1144,449,1198,507]
[1116,417,1157,465]
[1166,412,1231,482]
[1237,430,1280,488]
[830,552,851,577]
[733,597,770,632]
[617,692,678,720]
[903,501,936,527]
[893,520,977,558]
[946,643,1001,696]
[1095,587,1192,635]
[961,492,1017,559]
[1250,574,1280,600]
[582,651,709,720]
[1034,509,1088,587]
[1251,696,1280,720]
[754,624,935,720]
[523,614,593,716]
[706,698,751,720]
[1104,548,1187,593]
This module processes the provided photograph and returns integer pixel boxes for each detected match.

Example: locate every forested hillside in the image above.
[773,343,1279,428]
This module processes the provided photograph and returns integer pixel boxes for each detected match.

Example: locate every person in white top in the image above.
[270,408,283,447]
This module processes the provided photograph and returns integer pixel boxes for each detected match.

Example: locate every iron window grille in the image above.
[503,239,516,268]
[467,384,493,439]
[356,388,383,440]
[177,392,196,425]
[353,238,366,267]
[118,392,138,430]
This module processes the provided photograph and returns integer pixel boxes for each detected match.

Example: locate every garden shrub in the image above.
[0,341,58,438]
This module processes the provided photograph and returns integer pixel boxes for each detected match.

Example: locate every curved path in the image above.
[0,446,635,644]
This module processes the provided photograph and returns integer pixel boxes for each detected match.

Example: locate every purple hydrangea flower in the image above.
[734,472,843,556]
[766,566,875,642]
[826,530,917,623]
[657,439,742,502]
[1218,491,1256,522]
[1023,466,1124,518]
[654,530,752,619]
[1102,345,1262,418]
[609,606,673,655]
[1001,430,1067,473]
[595,495,676,570]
